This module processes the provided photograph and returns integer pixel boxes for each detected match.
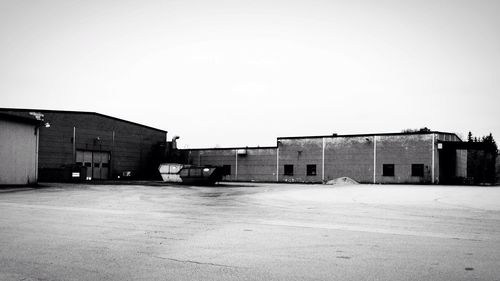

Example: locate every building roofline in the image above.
[0,107,167,133]
[182,131,463,151]
[0,112,42,126]
[181,146,277,151]
[277,131,462,141]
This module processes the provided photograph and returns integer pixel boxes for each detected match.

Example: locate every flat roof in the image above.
[277,131,462,141]
[184,131,462,150]
[0,108,167,133]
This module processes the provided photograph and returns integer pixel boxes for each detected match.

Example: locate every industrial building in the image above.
[183,131,489,184]
[0,113,41,185]
[0,108,167,182]
[1,107,495,185]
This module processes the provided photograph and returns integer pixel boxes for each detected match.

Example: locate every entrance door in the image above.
[76,150,110,180]
[439,148,456,184]
[92,152,110,180]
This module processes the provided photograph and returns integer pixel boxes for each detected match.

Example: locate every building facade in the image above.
[0,113,40,185]
[186,147,277,182]
[0,108,167,181]
[183,131,465,184]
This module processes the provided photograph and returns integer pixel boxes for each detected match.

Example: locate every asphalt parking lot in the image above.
[1,182,499,281]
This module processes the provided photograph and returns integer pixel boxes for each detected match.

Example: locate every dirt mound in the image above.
[325,177,359,185]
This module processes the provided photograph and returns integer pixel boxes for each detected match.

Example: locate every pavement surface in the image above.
[0,182,499,281]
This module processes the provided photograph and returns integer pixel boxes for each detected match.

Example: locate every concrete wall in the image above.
[278,138,323,183]
[376,134,434,184]
[0,119,38,185]
[455,149,468,178]
[187,147,277,182]
[278,134,436,184]
[184,132,459,184]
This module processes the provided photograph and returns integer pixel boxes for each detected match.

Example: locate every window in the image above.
[412,164,424,177]
[222,165,231,175]
[284,165,294,176]
[306,164,317,176]
[383,164,394,176]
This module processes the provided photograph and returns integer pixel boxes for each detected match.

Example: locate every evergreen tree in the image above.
[482,133,498,154]
[467,131,473,142]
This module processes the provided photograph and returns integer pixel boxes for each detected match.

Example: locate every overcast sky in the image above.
[1,0,499,148]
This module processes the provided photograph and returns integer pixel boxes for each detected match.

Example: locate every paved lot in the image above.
[1,183,499,281]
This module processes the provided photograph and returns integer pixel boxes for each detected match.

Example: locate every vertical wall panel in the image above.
[0,119,37,185]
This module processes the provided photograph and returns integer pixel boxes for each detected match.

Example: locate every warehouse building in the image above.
[183,131,477,184]
[0,113,41,185]
[0,108,167,182]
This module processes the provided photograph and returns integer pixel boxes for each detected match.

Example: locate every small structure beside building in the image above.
[0,113,41,185]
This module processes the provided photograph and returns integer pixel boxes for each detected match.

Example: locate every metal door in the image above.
[83,151,93,179]
[92,152,101,179]
[100,152,109,180]
[76,150,92,179]
[76,150,109,180]
[92,152,110,180]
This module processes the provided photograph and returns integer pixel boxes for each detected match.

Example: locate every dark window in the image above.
[412,164,424,177]
[102,163,109,168]
[306,164,317,176]
[76,162,83,166]
[383,164,394,176]
[84,162,92,167]
[93,163,100,168]
[284,165,294,176]
[222,165,231,175]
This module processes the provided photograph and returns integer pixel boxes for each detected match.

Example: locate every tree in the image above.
[402,127,431,133]
[467,131,473,142]
[482,133,498,154]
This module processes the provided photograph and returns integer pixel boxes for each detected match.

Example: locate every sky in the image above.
[1,0,499,148]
